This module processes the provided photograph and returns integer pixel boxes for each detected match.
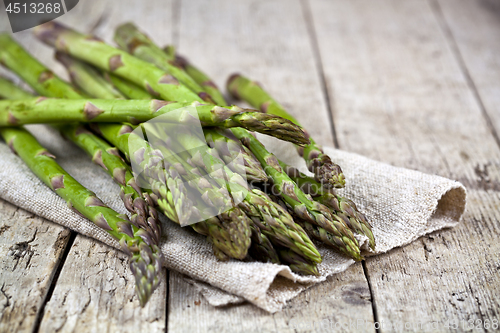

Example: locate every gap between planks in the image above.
[429,0,500,150]
[31,231,77,333]
[301,0,380,329]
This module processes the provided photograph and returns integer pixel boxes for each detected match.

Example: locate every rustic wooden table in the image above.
[1,0,499,332]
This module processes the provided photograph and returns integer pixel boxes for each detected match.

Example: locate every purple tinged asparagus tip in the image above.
[92,150,108,171]
[37,150,56,159]
[109,55,124,71]
[158,74,179,85]
[50,174,65,190]
[151,99,174,113]
[85,195,106,207]
[113,167,127,186]
[38,70,54,83]
[83,102,104,120]
[7,112,19,125]
[94,212,113,231]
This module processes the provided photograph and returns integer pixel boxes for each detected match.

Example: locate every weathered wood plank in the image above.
[38,235,167,333]
[0,7,77,333]
[176,0,335,147]
[435,0,500,142]
[168,263,373,333]
[309,0,500,331]
[1,1,172,330]
[0,199,71,332]
[27,1,173,330]
[168,0,375,331]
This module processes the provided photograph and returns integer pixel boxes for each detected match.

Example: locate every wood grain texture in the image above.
[38,235,167,333]
[0,200,71,332]
[177,0,335,147]
[436,0,500,141]
[1,0,499,331]
[32,1,172,330]
[309,0,500,331]
[1,2,172,331]
[168,264,374,333]
[167,0,375,331]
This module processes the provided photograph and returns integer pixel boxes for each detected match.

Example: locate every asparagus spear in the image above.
[0,98,309,145]
[278,160,334,197]
[163,45,227,106]
[141,124,254,259]
[113,23,216,104]
[60,124,162,244]
[113,23,227,106]
[248,223,281,264]
[54,50,197,224]
[0,37,166,238]
[0,126,162,306]
[227,74,345,189]
[95,122,251,259]
[0,76,34,99]
[0,33,83,99]
[231,128,362,260]
[279,160,375,250]
[204,128,268,183]
[315,193,374,250]
[169,128,322,265]
[103,72,153,99]
[33,22,212,103]
[0,37,165,303]
[279,249,319,276]
[55,51,125,99]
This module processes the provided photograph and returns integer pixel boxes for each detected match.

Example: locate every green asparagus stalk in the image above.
[278,160,334,197]
[55,51,125,99]
[163,45,227,106]
[139,124,253,259]
[59,124,162,244]
[103,73,153,99]
[0,76,34,99]
[94,122,251,259]
[279,249,319,276]
[231,128,362,260]
[204,128,267,183]
[96,122,195,224]
[0,77,163,243]
[33,22,211,103]
[0,126,162,306]
[0,37,165,303]
[53,48,193,224]
[0,98,310,145]
[0,37,165,240]
[0,33,83,99]
[169,128,322,265]
[279,160,375,249]
[227,74,345,189]
[248,223,280,264]
[315,193,374,250]
[113,23,215,104]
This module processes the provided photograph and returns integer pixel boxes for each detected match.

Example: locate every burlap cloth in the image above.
[0,125,467,313]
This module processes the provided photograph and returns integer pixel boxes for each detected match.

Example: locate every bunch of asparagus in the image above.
[0,22,374,306]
